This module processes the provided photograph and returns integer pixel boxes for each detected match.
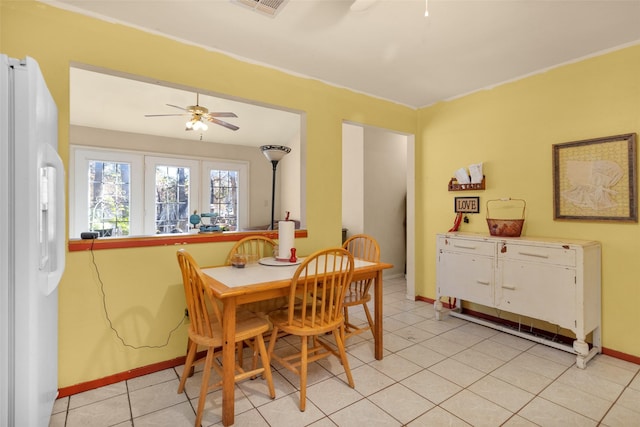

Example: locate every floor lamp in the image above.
[260,145,291,230]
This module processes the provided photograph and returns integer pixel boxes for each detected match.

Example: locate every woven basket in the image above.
[486,198,526,237]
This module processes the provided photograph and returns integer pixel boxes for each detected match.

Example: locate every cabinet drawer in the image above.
[438,236,495,256]
[499,243,575,267]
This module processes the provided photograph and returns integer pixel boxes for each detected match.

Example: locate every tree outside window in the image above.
[208,169,238,230]
[88,160,130,236]
[72,148,248,238]
[154,165,190,234]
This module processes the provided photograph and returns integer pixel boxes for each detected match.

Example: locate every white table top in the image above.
[201,258,375,288]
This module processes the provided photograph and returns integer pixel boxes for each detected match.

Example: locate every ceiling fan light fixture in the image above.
[193,120,208,131]
[186,117,208,131]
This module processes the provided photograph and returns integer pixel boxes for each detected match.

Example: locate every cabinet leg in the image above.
[573,339,589,355]
[573,339,590,369]
[434,300,442,321]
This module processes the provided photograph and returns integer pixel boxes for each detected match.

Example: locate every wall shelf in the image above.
[448,176,485,191]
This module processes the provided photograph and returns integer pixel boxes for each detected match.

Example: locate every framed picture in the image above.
[454,196,480,213]
[553,133,637,222]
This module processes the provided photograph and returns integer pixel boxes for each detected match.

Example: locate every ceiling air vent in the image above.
[231,0,290,17]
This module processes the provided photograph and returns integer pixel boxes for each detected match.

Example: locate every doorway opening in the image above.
[342,122,415,299]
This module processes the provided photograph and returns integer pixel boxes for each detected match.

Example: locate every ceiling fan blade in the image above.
[207,117,239,131]
[206,112,238,118]
[145,113,189,117]
[166,103,191,112]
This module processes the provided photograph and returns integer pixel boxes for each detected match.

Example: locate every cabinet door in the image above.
[498,260,576,330]
[438,251,494,307]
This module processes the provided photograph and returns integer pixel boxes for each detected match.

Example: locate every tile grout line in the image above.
[49,287,640,427]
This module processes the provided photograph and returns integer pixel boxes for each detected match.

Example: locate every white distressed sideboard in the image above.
[435,232,601,368]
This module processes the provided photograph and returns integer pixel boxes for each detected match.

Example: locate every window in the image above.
[70,147,248,238]
[202,160,248,231]
[154,165,191,234]
[88,160,131,236]
[145,156,199,235]
[71,148,144,238]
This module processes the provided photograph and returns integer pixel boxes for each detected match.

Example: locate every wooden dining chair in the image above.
[176,249,275,427]
[182,236,274,376]
[225,235,286,367]
[267,247,355,411]
[342,234,381,340]
[226,235,290,316]
[225,235,277,265]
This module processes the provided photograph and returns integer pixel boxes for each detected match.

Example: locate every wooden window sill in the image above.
[68,230,308,252]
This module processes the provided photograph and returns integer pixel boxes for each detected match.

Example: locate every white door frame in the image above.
[342,122,415,300]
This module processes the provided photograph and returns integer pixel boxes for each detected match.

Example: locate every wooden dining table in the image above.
[201,257,393,426]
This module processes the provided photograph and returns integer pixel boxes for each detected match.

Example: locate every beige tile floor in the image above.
[49,276,640,426]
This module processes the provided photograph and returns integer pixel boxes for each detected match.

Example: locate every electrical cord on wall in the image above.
[89,239,186,349]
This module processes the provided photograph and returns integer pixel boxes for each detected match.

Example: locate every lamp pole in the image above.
[260,145,291,230]
[269,160,278,231]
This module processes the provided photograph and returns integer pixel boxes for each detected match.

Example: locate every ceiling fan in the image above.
[144,94,239,131]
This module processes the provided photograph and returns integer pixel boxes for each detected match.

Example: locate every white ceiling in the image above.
[70,66,301,146]
[54,0,640,143]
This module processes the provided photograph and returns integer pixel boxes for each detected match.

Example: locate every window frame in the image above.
[144,156,200,235]
[70,146,250,238]
[70,147,144,238]
[202,160,249,231]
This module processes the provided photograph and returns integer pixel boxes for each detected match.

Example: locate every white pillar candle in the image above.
[277,220,295,260]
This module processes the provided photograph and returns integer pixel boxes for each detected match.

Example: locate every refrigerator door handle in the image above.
[41,143,65,294]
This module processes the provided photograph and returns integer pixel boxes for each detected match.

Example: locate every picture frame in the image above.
[454,196,480,213]
[553,133,637,222]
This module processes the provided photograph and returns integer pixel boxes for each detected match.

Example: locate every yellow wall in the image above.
[1,1,416,388]
[3,0,639,389]
[417,44,640,358]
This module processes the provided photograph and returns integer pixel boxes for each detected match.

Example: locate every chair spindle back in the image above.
[176,249,222,339]
[287,248,354,330]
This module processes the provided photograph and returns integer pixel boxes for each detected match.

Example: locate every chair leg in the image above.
[255,334,276,399]
[178,340,198,393]
[195,348,215,427]
[237,341,244,370]
[246,338,260,380]
[185,337,195,377]
[251,338,260,373]
[334,326,354,388]
[343,306,350,331]
[267,326,279,357]
[299,336,308,412]
[363,303,375,331]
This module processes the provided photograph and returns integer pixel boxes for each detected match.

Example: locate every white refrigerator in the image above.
[0,55,65,427]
